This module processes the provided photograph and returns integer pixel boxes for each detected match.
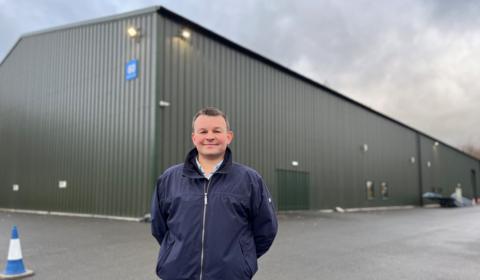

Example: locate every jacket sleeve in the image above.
[151,175,168,245]
[251,175,278,258]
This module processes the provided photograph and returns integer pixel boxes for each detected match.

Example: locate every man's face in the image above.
[192,115,233,160]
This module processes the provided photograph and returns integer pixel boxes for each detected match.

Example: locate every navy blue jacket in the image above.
[151,148,278,280]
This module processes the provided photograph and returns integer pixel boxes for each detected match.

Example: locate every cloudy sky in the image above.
[1,0,479,151]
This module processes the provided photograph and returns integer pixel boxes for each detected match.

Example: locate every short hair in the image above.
[192,107,230,131]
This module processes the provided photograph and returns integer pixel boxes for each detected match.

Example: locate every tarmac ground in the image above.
[0,206,479,280]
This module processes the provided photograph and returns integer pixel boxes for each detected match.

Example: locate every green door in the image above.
[472,170,478,199]
[277,169,310,210]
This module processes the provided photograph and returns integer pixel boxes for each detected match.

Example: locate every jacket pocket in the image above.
[239,239,258,278]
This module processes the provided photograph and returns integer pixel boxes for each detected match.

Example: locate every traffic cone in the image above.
[0,226,34,279]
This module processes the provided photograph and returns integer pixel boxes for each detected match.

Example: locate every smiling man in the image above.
[151,107,278,280]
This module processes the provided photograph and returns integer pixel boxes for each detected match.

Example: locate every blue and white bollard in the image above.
[0,226,34,279]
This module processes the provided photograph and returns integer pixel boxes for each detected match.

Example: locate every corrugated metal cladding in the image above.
[419,135,479,200]
[1,7,479,217]
[155,14,423,210]
[0,12,158,217]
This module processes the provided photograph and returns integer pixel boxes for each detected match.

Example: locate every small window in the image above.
[381,182,389,200]
[366,180,375,200]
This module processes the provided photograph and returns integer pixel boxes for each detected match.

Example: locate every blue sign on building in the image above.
[126,59,138,80]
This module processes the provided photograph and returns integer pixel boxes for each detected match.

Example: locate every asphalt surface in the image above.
[0,207,479,280]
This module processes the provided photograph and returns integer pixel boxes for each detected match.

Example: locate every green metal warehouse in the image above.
[0,6,478,218]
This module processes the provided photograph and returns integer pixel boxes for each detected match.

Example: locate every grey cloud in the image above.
[426,0,480,31]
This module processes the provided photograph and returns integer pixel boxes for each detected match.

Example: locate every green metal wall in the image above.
[154,11,422,210]
[419,135,479,201]
[1,7,478,217]
[155,9,478,210]
[0,9,158,217]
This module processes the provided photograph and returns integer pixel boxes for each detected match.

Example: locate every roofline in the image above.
[0,5,478,161]
[0,6,161,66]
[157,6,479,162]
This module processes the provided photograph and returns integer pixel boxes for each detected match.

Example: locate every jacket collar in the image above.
[183,147,233,178]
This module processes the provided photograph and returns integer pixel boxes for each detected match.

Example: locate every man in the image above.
[151,107,278,280]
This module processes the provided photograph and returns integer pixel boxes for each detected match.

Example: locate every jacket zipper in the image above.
[199,179,212,280]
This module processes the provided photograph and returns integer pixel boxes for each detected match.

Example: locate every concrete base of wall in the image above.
[0,208,143,222]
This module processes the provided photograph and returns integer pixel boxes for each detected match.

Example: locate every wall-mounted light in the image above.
[362,144,368,152]
[127,26,142,41]
[59,180,67,189]
[433,142,439,148]
[291,161,299,167]
[410,156,416,164]
[159,100,171,107]
[427,161,431,168]
[180,28,191,40]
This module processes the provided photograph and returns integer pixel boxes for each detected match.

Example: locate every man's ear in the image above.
[226,131,234,144]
